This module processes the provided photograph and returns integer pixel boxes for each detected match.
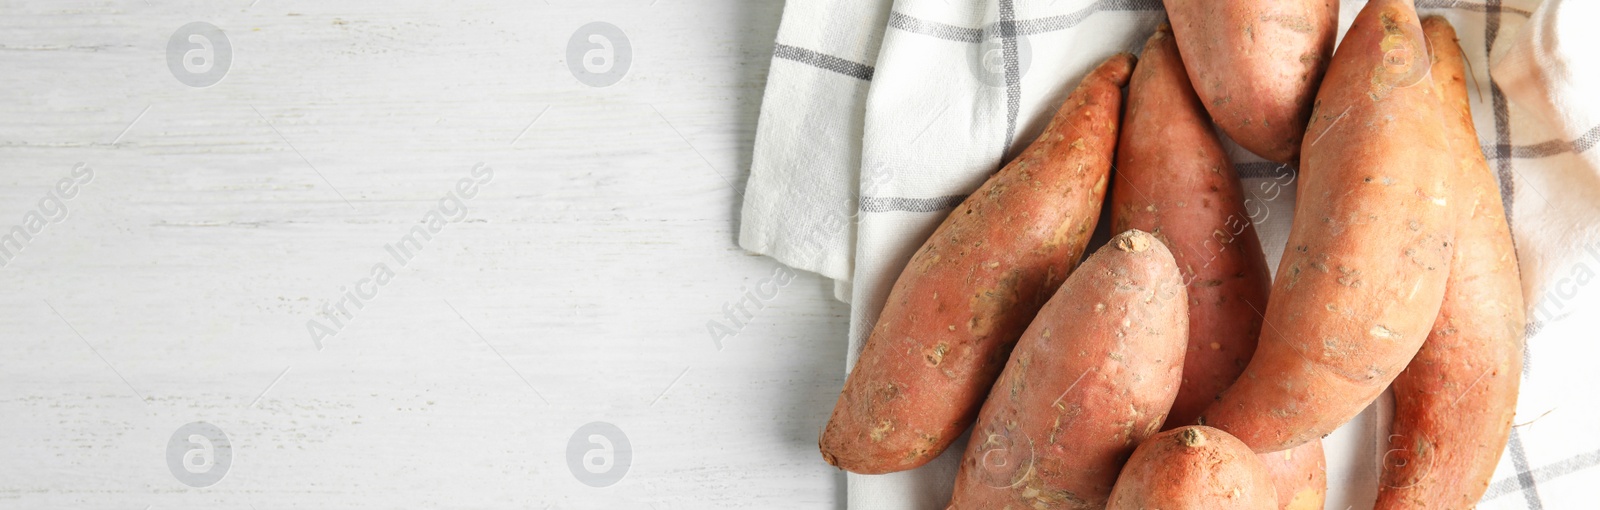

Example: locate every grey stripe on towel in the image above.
[889,0,1160,43]
[887,11,983,43]
[1417,0,1534,17]
[861,195,968,213]
[1484,122,1600,159]
[1483,448,1600,501]
[773,44,874,81]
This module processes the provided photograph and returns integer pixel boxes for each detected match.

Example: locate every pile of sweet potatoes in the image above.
[819,1,1524,508]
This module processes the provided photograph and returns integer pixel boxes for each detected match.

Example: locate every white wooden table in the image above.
[0,1,849,508]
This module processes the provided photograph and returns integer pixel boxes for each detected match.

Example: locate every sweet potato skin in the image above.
[819,54,1135,474]
[947,230,1187,509]
[1111,22,1272,432]
[1375,17,1526,509]
[1108,426,1278,510]
[1263,440,1327,510]
[1165,0,1338,163]
[1199,0,1456,453]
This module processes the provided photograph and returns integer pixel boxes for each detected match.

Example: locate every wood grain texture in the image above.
[0,1,845,509]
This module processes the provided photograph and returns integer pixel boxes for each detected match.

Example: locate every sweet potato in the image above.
[1108,426,1278,510]
[819,54,1135,474]
[1112,25,1327,510]
[1375,17,1526,509]
[1199,0,1456,453]
[1165,0,1338,163]
[947,230,1188,509]
[1111,22,1272,432]
[1263,440,1327,510]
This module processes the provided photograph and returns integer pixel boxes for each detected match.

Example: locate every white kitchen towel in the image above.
[737,0,894,303]
[738,0,1600,508]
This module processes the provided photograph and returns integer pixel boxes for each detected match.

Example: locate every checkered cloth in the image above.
[738,0,1600,508]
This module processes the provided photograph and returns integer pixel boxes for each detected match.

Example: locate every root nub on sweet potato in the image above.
[820,53,1135,474]
[947,230,1188,509]
[1375,17,1526,510]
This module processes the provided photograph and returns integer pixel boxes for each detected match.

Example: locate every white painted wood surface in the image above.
[0,1,850,508]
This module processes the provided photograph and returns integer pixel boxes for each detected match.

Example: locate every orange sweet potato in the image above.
[1112,25,1327,510]
[819,54,1135,474]
[1199,0,1456,453]
[1263,440,1327,510]
[1111,22,1272,432]
[1375,17,1526,509]
[947,230,1188,509]
[1108,426,1278,510]
[1165,0,1338,163]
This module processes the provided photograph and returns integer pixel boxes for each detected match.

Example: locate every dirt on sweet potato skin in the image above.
[1199,0,1456,454]
[819,53,1135,474]
[1375,17,1525,510]
[946,230,1188,510]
